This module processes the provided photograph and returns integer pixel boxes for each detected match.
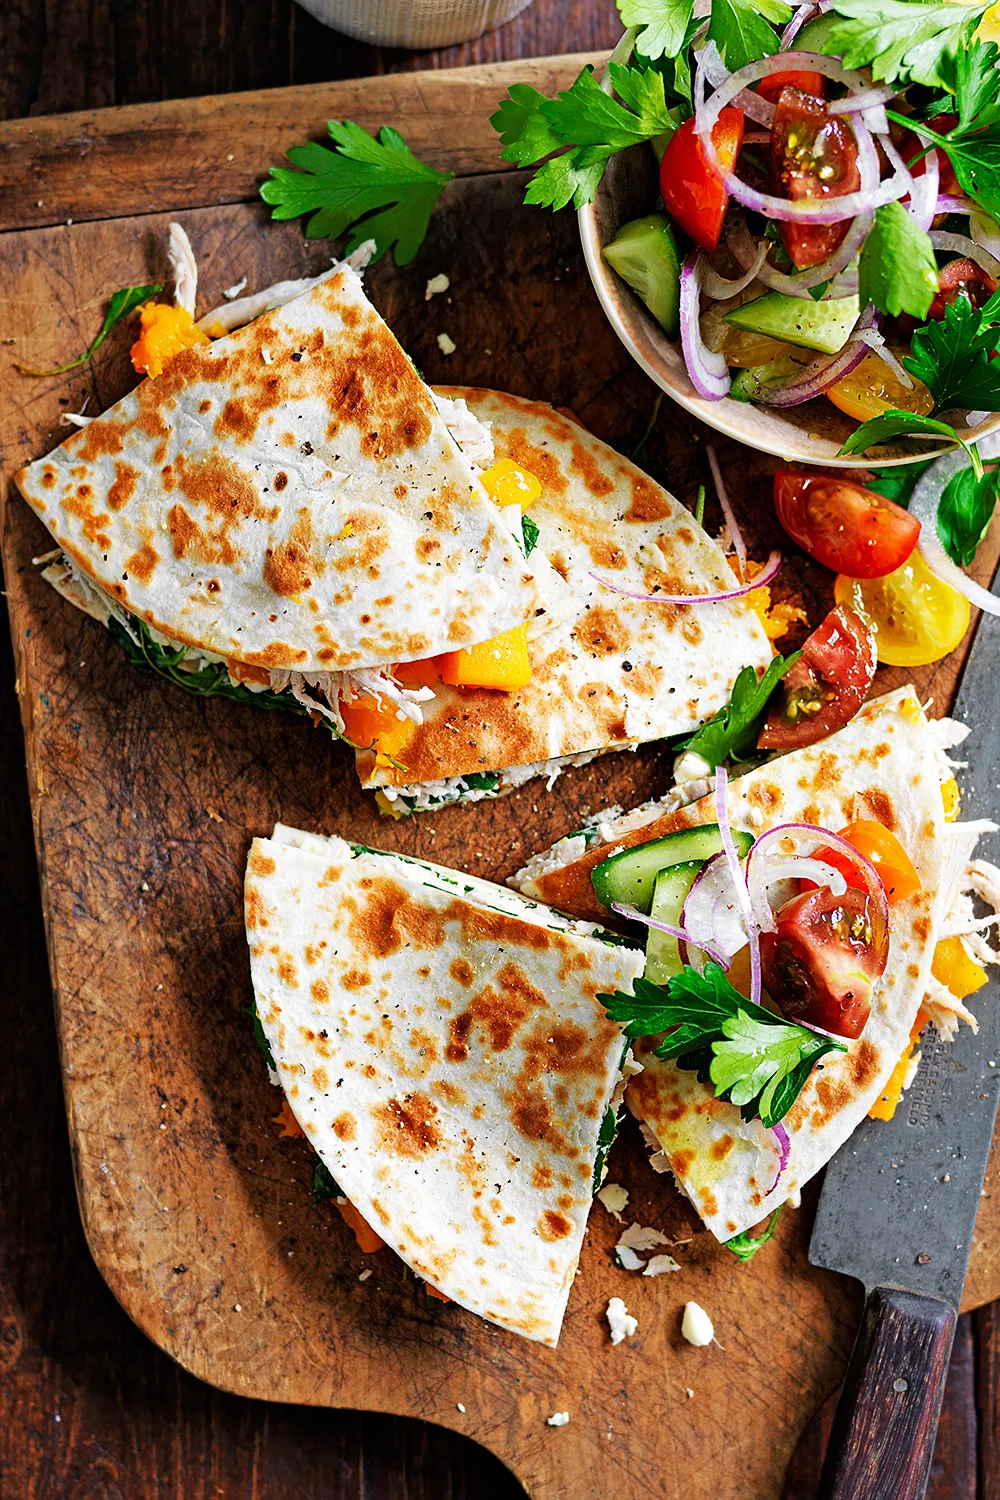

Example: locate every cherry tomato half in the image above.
[834,559,971,667]
[761,884,889,1038]
[929,259,998,321]
[659,108,745,253]
[756,69,825,105]
[773,471,921,578]
[758,603,877,751]
[770,87,860,269]
[825,349,934,423]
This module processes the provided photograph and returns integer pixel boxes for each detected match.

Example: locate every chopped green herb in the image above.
[725,1205,783,1262]
[260,121,454,265]
[694,484,706,526]
[858,201,938,320]
[242,999,276,1072]
[522,514,540,556]
[16,283,164,377]
[600,964,845,1128]
[313,1156,341,1201]
[674,651,802,769]
[592,1105,620,1193]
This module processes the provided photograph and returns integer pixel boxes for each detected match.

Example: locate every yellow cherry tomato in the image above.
[479,458,542,510]
[978,2,1000,44]
[834,555,971,666]
[826,351,934,423]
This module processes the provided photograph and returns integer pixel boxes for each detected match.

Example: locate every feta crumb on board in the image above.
[596,1182,629,1221]
[223,276,248,299]
[618,1223,670,1253]
[456,1402,466,1413]
[606,1297,638,1345]
[643,1254,681,1277]
[425,273,450,300]
[436,332,456,355]
[616,1246,645,1272]
[358,1268,372,1282]
[547,1411,570,1427]
[681,1301,715,1347]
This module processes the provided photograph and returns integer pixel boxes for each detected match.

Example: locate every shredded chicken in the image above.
[168,222,199,317]
[924,847,1000,1037]
[434,394,495,468]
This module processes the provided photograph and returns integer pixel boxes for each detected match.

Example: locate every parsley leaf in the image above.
[937,464,998,565]
[592,1105,620,1193]
[600,964,846,1128]
[522,514,540,556]
[491,63,681,210]
[619,0,695,60]
[903,293,1000,410]
[709,0,791,71]
[725,1205,783,1261]
[952,37,1000,131]
[16,283,164,377]
[242,999,277,1072]
[260,121,454,265]
[858,201,938,319]
[891,111,1000,218]
[838,410,985,476]
[674,650,803,768]
[313,1156,341,1201]
[822,0,986,90]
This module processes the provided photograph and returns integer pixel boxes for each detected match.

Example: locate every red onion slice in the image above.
[746,822,889,937]
[881,132,936,233]
[780,2,818,49]
[930,230,1000,281]
[910,447,1000,617]
[699,241,768,299]
[971,206,1000,263]
[698,39,775,126]
[716,766,762,1007]
[681,852,749,970]
[707,444,747,572]
[609,901,731,970]
[766,1120,791,1196]
[937,193,977,216]
[827,86,895,116]
[695,51,910,224]
[589,548,781,604]
[726,191,870,299]
[680,251,731,401]
[857,327,914,389]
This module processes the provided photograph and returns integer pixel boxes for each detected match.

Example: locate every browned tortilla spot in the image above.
[373,1092,442,1159]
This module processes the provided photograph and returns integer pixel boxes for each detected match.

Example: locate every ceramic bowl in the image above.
[578,142,1000,467]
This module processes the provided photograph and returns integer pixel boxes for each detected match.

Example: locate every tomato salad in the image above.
[591,4,1000,460]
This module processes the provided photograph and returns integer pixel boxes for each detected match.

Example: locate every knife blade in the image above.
[809,601,1000,1500]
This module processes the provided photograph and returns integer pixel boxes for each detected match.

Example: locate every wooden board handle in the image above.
[818,1286,957,1500]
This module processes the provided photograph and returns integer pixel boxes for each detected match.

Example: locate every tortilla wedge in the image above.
[361,388,773,814]
[511,688,992,1240]
[16,267,535,676]
[244,824,644,1344]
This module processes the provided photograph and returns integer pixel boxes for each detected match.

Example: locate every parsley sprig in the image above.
[600,964,846,1128]
[16,283,163,377]
[938,463,999,565]
[261,120,454,265]
[673,650,802,769]
[820,0,988,91]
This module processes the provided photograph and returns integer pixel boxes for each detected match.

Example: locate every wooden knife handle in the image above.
[817,1286,957,1500]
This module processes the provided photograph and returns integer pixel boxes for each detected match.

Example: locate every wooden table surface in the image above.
[1,2,998,1496]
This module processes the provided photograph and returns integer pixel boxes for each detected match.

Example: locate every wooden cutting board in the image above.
[3,57,1000,1500]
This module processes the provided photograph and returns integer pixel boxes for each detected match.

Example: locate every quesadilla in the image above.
[349,388,773,814]
[16,266,537,702]
[510,688,999,1241]
[244,824,645,1344]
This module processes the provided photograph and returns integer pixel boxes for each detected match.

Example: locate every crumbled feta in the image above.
[456,1402,466,1413]
[547,1411,570,1427]
[596,1182,629,1221]
[616,1246,645,1272]
[643,1254,681,1277]
[425,273,451,300]
[437,332,456,356]
[358,1268,372,1282]
[606,1297,638,1345]
[672,748,714,785]
[223,276,248,299]
[681,1301,715,1347]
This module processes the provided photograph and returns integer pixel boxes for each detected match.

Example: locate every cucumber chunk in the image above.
[729,355,806,403]
[645,861,703,984]
[602,214,682,339]
[724,291,860,356]
[591,824,754,914]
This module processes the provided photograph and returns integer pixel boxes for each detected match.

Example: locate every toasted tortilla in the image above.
[16,270,534,673]
[244,825,644,1344]
[361,388,772,810]
[513,689,958,1240]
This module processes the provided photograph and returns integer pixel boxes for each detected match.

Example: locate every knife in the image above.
[810,600,1000,1500]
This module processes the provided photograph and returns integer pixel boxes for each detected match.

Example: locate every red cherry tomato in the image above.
[929,259,998,321]
[892,114,960,197]
[770,86,861,268]
[756,70,825,105]
[773,471,921,578]
[760,884,889,1038]
[758,603,877,752]
[659,108,745,253]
